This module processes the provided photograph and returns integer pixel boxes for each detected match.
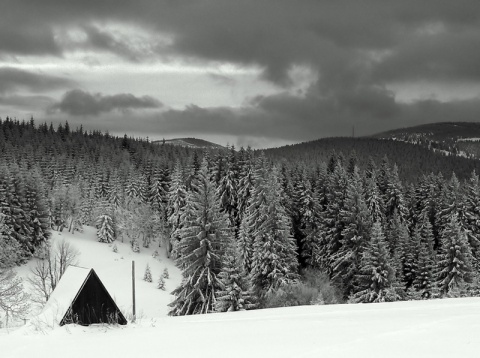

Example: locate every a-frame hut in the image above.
[39,266,127,326]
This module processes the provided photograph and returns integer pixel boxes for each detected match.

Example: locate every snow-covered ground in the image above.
[3,297,480,358]
[5,226,182,326]
[2,229,480,357]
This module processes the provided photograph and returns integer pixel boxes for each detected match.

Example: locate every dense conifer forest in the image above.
[1,117,480,314]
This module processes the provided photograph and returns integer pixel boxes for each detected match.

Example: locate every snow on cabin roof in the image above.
[36,266,91,325]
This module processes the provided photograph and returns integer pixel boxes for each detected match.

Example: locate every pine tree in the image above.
[169,159,233,316]
[463,170,480,260]
[412,223,435,298]
[96,214,115,243]
[0,214,20,268]
[351,221,400,303]
[435,173,466,251]
[250,166,299,297]
[238,154,268,274]
[436,214,474,295]
[331,166,370,297]
[317,162,348,272]
[217,146,239,230]
[390,212,416,290]
[131,238,140,253]
[237,215,254,273]
[215,239,257,312]
[384,164,409,221]
[364,172,385,225]
[144,264,152,282]
[162,267,169,279]
[167,161,187,258]
[157,275,166,290]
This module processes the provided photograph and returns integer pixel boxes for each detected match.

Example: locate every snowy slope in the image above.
[12,226,182,321]
[4,297,480,358]
[3,228,480,357]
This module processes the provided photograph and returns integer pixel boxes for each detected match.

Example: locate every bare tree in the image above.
[0,270,30,325]
[28,239,80,305]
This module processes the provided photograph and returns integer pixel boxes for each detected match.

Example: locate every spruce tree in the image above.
[250,166,299,297]
[436,214,474,296]
[317,162,348,272]
[167,161,187,258]
[144,264,152,282]
[332,166,370,297]
[157,275,166,290]
[412,223,435,298]
[216,239,257,312]
[464,170,480,260]
[351,221,400,303]
[96,214,115,243]
[169,159,233,316]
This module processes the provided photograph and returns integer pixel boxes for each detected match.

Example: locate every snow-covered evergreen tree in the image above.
[351,221,400,303]
[364,172,385,225]
[463,170,480,260]
[169,159,233,316]
[332,166,370,297]
[217,146,239,230]
[317,162,348,271]
[167,161,187,258]
[216,239,257,312]
[250,166,299,298]
[157,275,166,290]
[412,223,435,298]
[96,214,115,243]
[144,264,152,282]
[384,164,409,222]
[436,214,474,295]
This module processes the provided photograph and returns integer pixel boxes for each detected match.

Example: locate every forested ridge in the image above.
[1,117,480,315]
[263,137,480,182]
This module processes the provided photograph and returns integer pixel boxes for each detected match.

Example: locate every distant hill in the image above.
[262,136,480,182]
[152,137,224,149]
[370,122,480,159]
[370,122,480,141]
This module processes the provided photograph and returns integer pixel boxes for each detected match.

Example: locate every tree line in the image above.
[0,117,479,315]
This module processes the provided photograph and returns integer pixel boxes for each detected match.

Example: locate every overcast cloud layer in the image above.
[1,1,480,147]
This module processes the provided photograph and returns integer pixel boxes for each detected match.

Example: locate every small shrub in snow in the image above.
[157,275,166,290]
[112,244,118,253]
[152,250,159,259]
[162,267,169,279]
[263,269,343,308]
[144,264,152,282]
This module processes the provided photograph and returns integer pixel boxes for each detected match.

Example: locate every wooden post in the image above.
[132,261,136,323]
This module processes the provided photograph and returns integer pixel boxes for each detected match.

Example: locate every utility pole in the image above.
[132,261,136,323]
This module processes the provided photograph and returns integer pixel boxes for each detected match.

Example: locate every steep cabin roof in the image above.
[38,266,127,326]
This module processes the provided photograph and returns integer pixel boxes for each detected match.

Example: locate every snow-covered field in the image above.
[2,229,480,358]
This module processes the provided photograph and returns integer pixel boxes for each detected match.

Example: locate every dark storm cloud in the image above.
[0,68,75,94]
[51,89,162,116]
[3,1,480,141]
[158,91,480,142]
[0,95,54,110]
[373,29,480,83]
[3,1,479,80]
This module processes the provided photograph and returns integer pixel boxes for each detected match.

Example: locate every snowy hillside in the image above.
[4,296,480,358]
[1,228,480,357]
[10,227,182,323]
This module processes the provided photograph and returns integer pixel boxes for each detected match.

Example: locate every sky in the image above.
[2,1,480,148]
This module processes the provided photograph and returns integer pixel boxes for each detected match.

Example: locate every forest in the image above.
[0,117,479,315]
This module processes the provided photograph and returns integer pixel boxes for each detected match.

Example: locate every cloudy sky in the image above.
[2,1,480,148]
